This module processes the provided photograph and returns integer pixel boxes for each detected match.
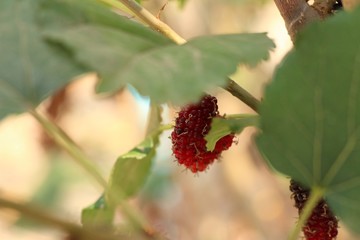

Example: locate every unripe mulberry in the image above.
[289,179,338,240]
[171,95,234,173]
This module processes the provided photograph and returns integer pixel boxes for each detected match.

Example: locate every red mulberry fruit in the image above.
[171,95,234,173]
[289,179,338,240]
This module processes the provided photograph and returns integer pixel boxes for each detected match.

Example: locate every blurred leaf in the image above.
[146,104,162,135]
[256,8,360,234]
[177,0,188,8]
[0,0,86,120]
[140,168,172,200]
[38,0,169,44]
[81,195,115,229]
[206,114,258,151]
[16,160,67,228]
[105,104,163,205]
[40,0,274,105]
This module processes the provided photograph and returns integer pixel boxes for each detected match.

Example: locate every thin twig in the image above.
[156,1,168,19]
[225,79,260,113]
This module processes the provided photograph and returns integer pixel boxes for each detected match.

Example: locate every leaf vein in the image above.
[313,84,324,183]
[347,46,360,135]
[322,128,360,186]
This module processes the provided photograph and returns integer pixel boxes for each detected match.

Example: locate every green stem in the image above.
[158,123,173,132]
[225,113,258,119]
[288,186,325,240]
[31,110,107,189]
[225,79,260,113]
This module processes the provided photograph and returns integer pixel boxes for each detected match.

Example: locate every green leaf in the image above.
[146,104,163,135]
[0,0,86,120]
[39,0,274,104]
[256,8,360,234]
[106,136,159,205]
[206,114,258,151]
[38,0,173,100]
[71,33,272,105]
[81,195,115,229]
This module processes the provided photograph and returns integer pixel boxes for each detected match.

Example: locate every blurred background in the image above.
[0,0,357,239]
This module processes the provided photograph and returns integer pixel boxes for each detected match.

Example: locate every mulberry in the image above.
[171,95,234,173]
[289,179,338,240]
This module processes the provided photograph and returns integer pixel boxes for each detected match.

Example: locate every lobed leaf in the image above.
[206,114,258,151]
[39,0,274,105]
[256,8,360,234]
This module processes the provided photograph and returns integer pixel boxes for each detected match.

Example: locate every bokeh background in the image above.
[0,0,357,239]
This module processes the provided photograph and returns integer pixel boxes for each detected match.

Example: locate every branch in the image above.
[312,0,337,17]
[273,0,321,41]
[225,79,260,113]
[0,196,115,240]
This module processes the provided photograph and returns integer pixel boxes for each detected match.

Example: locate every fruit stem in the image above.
[288,186,325,240]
